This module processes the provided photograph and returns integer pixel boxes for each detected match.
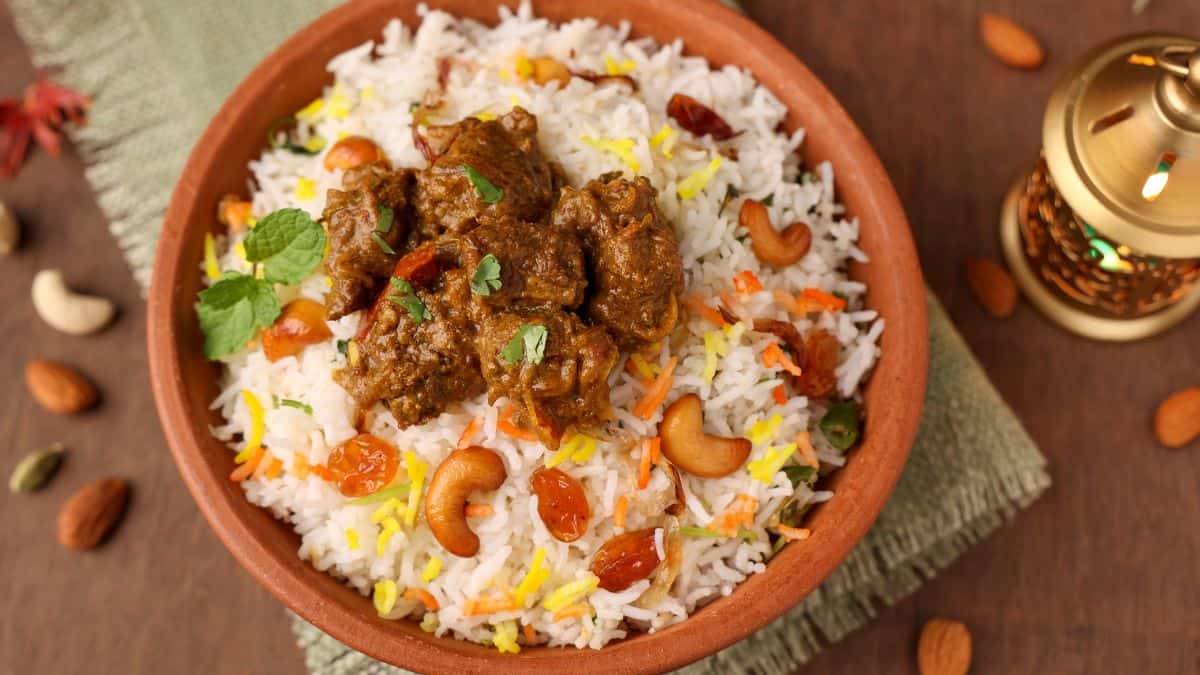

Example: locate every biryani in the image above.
[197,2,881,652]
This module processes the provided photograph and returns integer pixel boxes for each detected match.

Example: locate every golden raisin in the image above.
[326,434,399,497]
[323,135,388,172]
[261,298,333,362]
[589,528,662,592]
[531,467,590,542]
[796,328,839,398]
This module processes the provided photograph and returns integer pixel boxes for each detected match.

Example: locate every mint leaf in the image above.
[470,254,502,296]
[197,273,280,359]
[462,164,503,204]
[280,399,313,414]
[499,323,548,365]
[375,206,394,234]
[242,208,327,285]
[371,231,396,255]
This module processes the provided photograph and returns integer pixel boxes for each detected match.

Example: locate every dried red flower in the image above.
[0,75,89,180]
[666,93,736,141]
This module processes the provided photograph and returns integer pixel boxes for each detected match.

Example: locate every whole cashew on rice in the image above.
[31,269,116,336]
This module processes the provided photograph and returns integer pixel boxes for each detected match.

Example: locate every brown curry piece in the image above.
[324,108,684,446]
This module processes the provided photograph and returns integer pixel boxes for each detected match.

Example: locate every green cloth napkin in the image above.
[10,1,1051,672]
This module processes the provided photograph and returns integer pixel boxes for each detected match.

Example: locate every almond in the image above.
[964,257,1018,318]
[24,359,98,414]
[918,618,972,675]
[1154,387,1200,448]
[57,478,130,550]
[980,13,1045,69]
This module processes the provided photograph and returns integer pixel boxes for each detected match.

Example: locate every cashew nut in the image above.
[738,199,812,267]
[658,393,751,478]
[0,200,18,255]
[31,269,116,336]
[424,446,507,557]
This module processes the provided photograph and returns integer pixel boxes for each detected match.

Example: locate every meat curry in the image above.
[328,108,684,447]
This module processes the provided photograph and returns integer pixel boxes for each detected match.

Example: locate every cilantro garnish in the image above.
[470,254,502,296]
[499,323,548,365]
[280,399,313,415]
[242,208,327,285]
[371,231,396,255]
[375,205,394,234]
[336,339,349,356]
[762,193,775,207]
[782,464,817,488]
[819,402,861,451]
[388,277,427,323]
[462,164,504,204]
[197,272,281,359]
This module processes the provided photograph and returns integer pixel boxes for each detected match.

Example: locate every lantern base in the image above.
[1000,172,1200,341]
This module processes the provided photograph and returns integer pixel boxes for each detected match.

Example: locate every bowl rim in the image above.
[147,0,928,672]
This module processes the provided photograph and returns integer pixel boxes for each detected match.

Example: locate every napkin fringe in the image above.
[10,0,181,292]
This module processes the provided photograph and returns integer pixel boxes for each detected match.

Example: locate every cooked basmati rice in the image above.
[207,1,881,651]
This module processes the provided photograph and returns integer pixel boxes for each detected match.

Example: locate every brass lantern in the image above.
[1000,35,1200,341]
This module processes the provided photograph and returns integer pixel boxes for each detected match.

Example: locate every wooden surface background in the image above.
[2,1,1199,673]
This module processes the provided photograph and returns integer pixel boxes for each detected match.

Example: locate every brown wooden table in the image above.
[3,1,1198,673]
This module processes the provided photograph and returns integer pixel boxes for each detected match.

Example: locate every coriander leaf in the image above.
[782,464,817,488]
[197,273,280,359]
[390,277,414,294]
[242,208,327,285]
[389,294,427,324]
[470,253,502,296]
[371,231,396,255]
[819,402,861,452]
[762,193,774,207]
[280,399,313,414]
[462,164,504,204]
[375,206,394,234]
[500,323,548,365]
[336,339,349,356]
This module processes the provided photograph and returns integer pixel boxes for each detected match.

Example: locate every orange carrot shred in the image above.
[732,270,763,295]
[264,457,283,479]
[710,494,758,536]
[772,384,788,405]
[404,588,440,611]
[552,604,592,622]
[682,294,728,327]
[773,289,806,316]
[648,437,661,464]
[230,447,265,482]
[458,416,483,449]
[465,503,494,518]
[800,287,846,312]
[637,439,653,489]
[633,356,678,420]
[252,451,276,480]
[522,623,538,644]
[464,593,515,616]
[776,524,811,541]
[762,343,803,377]
[614,495,629,529]
[311,464,334,482]
[796,431,819,469]
[498,404,539,441]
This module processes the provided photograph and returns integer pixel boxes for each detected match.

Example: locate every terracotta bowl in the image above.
[148,0,927,672]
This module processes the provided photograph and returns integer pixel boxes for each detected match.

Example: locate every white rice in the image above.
[207,1,882,650]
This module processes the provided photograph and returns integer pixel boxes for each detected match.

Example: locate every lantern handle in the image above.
[1156,45,1200,96]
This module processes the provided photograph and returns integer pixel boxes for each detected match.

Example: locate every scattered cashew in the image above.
[424,446,507,557]
[0,200,18,255]
[658,393,751,478]
[31,269,116,336]
[738,199,812,267]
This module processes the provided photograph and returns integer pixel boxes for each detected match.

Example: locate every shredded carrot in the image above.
[637,439,653,489]
[732,270,763,295]
[682,294,728,327]
[465,503,495,518]
[310,464,334,482]
[458,416,483,449]
[522,623,538,644]
[648,437,661,464]
[230,446,265,482]
[293,454,311,479]
[552,604,592,622]
[772,384,788,406]
[614,495,629,529]
[633,356,678,420]
[498,404,539,441]
[264,457,283,479]
[801,287,847,312]
[796,430,819,469]
[404,588,440,611]
[773,288,806,316]
[624,358,653,385]
[710,494,758,536]
[464,593,517,616]
[776,524,812,541]
[762,343,803,377]
[252,451,276,480]
[718,291,741,316]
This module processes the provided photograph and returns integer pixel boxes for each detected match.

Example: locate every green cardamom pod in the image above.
[8,443,66,493]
